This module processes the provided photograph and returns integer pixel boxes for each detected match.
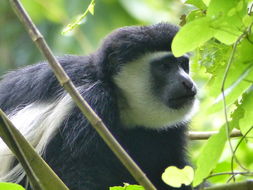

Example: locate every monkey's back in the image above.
[0,55,96,113]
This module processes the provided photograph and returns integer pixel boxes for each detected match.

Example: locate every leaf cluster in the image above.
[172,0,253,187]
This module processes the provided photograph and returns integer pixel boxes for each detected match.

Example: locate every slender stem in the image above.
[203,180,253,190]
[231,126,253,173]
[206,171,253,179]
[220,32,247,180]
[188,129,242,140]
[233,126,253,156]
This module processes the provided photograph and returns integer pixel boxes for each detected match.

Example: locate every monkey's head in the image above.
[96,23,198,129]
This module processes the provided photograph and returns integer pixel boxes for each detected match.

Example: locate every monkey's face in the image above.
[150,53,197,110]
[113,52,198,129]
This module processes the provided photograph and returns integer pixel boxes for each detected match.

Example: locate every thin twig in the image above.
[8,1,156,189]
[226,174,237,183]
[243,79,253,83]
[203,180,253,190]
[232,126,253,155]
[231,126,253,173]
[226,23,253,174]
[206,171,253,179]
[188,129,242,140]
[220,31,247,181]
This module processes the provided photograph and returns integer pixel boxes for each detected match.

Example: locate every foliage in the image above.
[161,166,194,188]
[173,0,253,187]
[110,184,144,190]
[0,110,69,190]
[61,0,95,35]
[193,124,229,186]
[0,183,25,190]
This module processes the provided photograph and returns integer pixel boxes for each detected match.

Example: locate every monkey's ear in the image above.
[95,48,122,79]
[106,51,122,75]
[107,51,118,64]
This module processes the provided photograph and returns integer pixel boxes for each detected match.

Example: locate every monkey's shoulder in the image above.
[0,55,97,111]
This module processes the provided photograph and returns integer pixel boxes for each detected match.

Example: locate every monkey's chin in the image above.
[167,95,196,110]
[172,98,199,125]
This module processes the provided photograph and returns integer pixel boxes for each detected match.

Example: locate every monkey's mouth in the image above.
[168,95,195,109]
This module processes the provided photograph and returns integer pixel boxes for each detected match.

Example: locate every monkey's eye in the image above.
[159,56,177,70]
[159,62,172,70]
[179,57,189,73]
[151,54,177,71]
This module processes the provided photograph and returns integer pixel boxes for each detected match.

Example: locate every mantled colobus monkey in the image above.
[0,23,198,190]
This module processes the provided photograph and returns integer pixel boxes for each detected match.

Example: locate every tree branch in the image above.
[188,129,242,140]
[204,180,253,190]
[8,1,156,190]
[207,171,253,179]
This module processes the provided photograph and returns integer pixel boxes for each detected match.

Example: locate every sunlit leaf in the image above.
[62,0,95,35]
[0,183,25,190]
[162,166,194,188]
[186,9,206,23]
[185,0,207,10]
[213,26,241,45]
[243,15,253,26]
[207,0,247,44]
[88,0,95,15]
[207,37,253,113]
[193,124,231,186]
[238,90,253,138]
[172,17,215,57]
[0,110,69,190]
[110,184,144,190]
[202,0,211,6]
[207,0,245,17]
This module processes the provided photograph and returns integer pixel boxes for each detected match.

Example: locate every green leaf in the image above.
[172,17,215,57]
[162,166,194,188]
[208,161,232,184]
[209,65,253,113]
[193,124,230,186]
[213,26,241,45]
[202,0,211,6]
[243,15,253,26]
[238,90,253,137]
[110,184,144,190]
[0,183,25,190]
[207,0,245,17]
[62,0,96,35]
[88,0,95,15]
[0,110,69,190]
[185,0,207,10]
[207,0,247,44]
[207,37,253,113]
[186,9,206,23]
[229,99,245,130]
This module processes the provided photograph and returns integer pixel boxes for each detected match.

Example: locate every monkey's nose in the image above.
[182,80,197,97]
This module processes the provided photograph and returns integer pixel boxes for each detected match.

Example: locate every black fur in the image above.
[0,23,193,190]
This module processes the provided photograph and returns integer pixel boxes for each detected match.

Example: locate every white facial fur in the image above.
[113,52,199,129]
